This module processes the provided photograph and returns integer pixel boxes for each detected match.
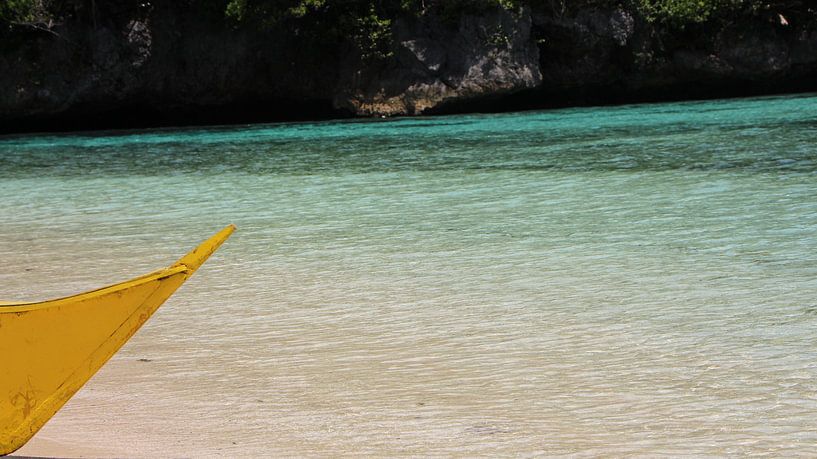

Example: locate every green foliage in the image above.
[223,0,396,61]
[636,0,727,25]
[0,0,50,24]
[487,22,511,46]
[496,0,522,10]
[634,0,793,26]
[396,0,520,15]
[218,0,787,62]
[433,0,516,18]
[226,0,337,23]
[3,0,807,50]
[224,0,247,21]
[350,5,393,60]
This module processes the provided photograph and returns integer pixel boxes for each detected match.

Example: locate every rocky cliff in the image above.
[529,5,817,106]
[336,8,541,116]
[1,3,816,133]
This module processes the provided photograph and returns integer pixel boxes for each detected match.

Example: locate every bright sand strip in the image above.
[15,435,122,458]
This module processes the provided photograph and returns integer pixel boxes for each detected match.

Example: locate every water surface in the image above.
[3,94,817,456]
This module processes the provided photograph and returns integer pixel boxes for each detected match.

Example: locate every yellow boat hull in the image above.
[0,225,235,455]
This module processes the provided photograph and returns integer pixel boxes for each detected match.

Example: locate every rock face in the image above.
[0,3,342,131]
[533,5,817,104]
[1,4,816,132]
[335,8,541,115]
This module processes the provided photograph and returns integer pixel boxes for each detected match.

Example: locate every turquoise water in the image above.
[3,94,817,456]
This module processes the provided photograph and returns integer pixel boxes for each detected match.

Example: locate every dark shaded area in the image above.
[428,78,817,116]
[7,81,817,136]
[0,98,347,134]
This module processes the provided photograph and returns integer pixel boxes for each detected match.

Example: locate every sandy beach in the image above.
[16,436,122,458]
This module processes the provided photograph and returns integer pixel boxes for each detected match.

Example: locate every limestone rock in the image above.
[334,8,542,116]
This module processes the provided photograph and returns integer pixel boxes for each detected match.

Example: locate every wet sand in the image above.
[16,436,122,458]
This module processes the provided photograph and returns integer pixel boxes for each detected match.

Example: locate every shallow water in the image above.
[3,94,817,456]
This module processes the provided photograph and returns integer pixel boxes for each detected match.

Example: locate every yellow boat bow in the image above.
[0,225,235,455]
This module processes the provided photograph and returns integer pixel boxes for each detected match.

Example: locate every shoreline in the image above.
[2,88,816,138]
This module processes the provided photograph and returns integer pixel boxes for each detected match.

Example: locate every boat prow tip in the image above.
[174,225,237,274]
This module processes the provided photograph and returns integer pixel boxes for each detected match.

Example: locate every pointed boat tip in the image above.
[216,223,237,240]
[174,224,237,274]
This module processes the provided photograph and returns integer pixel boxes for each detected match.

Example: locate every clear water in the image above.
[2,94,817,456]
